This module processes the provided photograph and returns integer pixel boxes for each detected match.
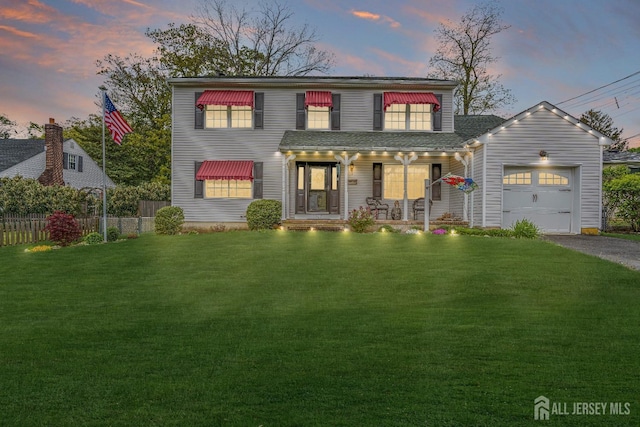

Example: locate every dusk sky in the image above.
[1,0,639,147]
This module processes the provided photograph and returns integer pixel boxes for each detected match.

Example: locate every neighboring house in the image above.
[603,150,640,173]
[0,119,115,189]
[170,76,612,234]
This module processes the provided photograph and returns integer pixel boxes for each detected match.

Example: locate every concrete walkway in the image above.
[543,235,640,271]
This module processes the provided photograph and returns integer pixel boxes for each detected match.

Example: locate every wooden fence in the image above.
[0,216,99,247]
[138,200,170,217]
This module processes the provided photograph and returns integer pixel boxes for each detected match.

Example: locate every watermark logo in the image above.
[534,396,549,420]
[534,396,631,420]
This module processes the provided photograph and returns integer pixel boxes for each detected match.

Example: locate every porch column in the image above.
[335,153,358,220]
[394,153,418,221]
[282,154,296,220]
[454,152,471,221]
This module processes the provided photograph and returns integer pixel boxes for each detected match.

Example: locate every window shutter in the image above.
[296,93,305,130]
[254,92,264,129]
[63,152,69,169]
[331,93,341,130]
[433,94,443,131]
[78,156,83,172]
[373,163,382,199]
[373,93,383,131]
[195,92,204,129]
[431,163,442,201]
[253,162,263,199]
[194,161,203,198]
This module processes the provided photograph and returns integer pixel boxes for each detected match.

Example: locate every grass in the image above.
[1,231,639,426]
[602,232,640,242]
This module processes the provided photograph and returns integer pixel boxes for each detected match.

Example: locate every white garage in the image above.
[502,167,577,233]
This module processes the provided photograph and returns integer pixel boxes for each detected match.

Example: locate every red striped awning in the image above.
[383,92,440,112]
[305,91,333,108]
[196,160,254,181]
[196,91,254,110]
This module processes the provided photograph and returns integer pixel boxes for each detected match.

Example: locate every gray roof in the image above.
[279,130,465,152]
[454,115,507,140]
[603,150,640,163]
[0,139,45,172]
[279,115,507,152]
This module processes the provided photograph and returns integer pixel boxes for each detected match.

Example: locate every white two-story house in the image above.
[170,76,611,234]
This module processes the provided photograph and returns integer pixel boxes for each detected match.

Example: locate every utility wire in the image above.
[556,70,640,105]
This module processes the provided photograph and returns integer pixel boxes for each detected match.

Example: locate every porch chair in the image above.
[413,198,433,220]
[366,197,389,219]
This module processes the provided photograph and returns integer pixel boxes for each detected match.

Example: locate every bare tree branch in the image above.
[428,1,515,115]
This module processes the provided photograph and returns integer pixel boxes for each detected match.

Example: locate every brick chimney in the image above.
[38,118,65,186]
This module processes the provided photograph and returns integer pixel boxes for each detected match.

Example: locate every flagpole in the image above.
[99,85,108,242]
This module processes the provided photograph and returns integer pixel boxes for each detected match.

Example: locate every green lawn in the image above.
[1,232,639,426]
[603,232,640,242]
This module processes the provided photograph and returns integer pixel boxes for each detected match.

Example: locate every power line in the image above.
[556,70,640,105]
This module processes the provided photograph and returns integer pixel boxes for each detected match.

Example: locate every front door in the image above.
[295,163,340,214]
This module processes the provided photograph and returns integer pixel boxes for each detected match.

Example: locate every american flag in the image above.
[104,93,133,145]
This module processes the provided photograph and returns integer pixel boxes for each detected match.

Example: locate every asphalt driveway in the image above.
[544,235,640,271]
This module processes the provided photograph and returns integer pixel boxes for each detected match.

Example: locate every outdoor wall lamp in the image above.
[539,150,548,161]
[349,163,355,173]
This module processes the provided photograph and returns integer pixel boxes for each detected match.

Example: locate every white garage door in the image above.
[503,167,574,233]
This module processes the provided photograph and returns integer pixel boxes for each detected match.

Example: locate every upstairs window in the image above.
[205,105,252,128]
[63,153,83,172]
[296,91,340,130]
[379,92,441,131]
[196,90,255,129]
[307,106,330,129]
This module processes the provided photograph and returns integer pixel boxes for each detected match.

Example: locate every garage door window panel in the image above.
[538,172,569,186]
[503,172,531,185]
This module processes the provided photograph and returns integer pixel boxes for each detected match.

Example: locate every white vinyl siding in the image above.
[480,107,603,232]
[172,82,456,223]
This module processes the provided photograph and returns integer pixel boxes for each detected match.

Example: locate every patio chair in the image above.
[366,197,389,219]
[413,198,432,220]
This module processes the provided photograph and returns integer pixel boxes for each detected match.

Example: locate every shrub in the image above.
[0,176,89,216]
[348,206,375,233]
[450,227,514,237]
[510,219,540,239]
[378,224,399,233]
[604,173,640,232]
[246,199,282,230]
[155,206,184,235]
[107,227,120,242]
[84,232,104,245]
[45,211,82,246]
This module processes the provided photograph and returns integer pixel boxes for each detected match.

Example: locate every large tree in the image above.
[428,1,515,115]
[579,109,626,151]
[192,0,334,76]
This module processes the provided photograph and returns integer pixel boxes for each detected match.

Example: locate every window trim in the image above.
[382,163,430,200]
[204,104,253,129]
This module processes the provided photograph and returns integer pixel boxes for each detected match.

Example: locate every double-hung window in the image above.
[196,90,255,129]
[383,164,430,199]
[296,91,340,130]
[380,92,441,131]
[195,160,256,199]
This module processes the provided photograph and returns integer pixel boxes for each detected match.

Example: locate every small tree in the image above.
[45,211,82,246]
[579,109,625,151]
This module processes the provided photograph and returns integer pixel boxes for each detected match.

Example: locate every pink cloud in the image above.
[351,9,401,29]
[0,24,38,38]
